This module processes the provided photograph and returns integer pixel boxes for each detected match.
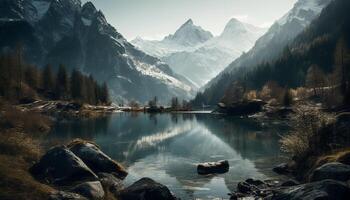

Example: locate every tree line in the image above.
[0,49,110,105]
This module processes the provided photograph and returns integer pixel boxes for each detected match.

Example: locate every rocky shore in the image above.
[17,100,119,119]
[31,139,177,200]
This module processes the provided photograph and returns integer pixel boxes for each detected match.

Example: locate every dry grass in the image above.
[0,104,54,200]
[0,154,54,200]
[315,148,350,167]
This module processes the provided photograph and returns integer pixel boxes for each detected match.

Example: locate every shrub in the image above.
[280,106,335,161]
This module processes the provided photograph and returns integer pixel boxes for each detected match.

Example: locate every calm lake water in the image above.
[49,112,287,200]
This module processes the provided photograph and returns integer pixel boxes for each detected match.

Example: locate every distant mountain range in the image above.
[132,18,266,87]
[0,0,196,104]
[194,0,333,105]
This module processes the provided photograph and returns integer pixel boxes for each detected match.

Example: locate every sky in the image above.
[81,0,298,40]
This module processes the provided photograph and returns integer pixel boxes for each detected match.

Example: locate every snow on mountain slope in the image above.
[0,0,195,103]
[132,18,266,87]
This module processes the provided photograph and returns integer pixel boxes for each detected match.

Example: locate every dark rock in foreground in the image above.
[273,163,290,174]
[70,181,105,200]
[267,179,350,200]
[310,162,350,182]
[68,140,128,179]
[118,178,177,200]
[30,146,98,186]
[197,160,229,175]
[50,191,88,200]
[98,172,124,196]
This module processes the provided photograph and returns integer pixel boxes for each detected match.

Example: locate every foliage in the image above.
[280,106,335,161]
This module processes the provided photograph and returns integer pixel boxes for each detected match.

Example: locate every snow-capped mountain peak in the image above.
[278,0,331,26]
[164,19,213,46]
[132,18,266,87]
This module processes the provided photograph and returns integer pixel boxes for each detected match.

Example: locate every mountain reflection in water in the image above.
[49,112,287,199]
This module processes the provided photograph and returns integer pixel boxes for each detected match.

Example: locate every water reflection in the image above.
[49,113,286,199]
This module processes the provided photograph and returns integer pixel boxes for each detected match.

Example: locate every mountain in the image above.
[131,19,213,58]
[0,0,195,104]
[164,19,213,47]
[195,0,332,105]
[132,19,266,87]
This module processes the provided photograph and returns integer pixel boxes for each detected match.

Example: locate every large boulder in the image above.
[30,146,98,186]
[310,162,350,182]
[268,179,350,200]
[197,160,229,175]
[98,172,124,195]
[68,140,128,179]
[118,178,177,200]
[70,181,105,200]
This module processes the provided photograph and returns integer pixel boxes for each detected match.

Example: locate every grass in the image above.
[0,102,54,200]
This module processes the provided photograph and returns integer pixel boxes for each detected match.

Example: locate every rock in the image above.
[310,162,350,182]
[273,163,290,174]
[280,180,299,187]
[70,181,105,200]
[215,100,266,115]
[68,140,128,179]
[49,191,88,200]
[98,173,124,195]
[197,160,229,175]
[237,181,252,193]
[268,179,350,200]
[237,179,269,196]
[245,178,265,186]
[30,146,98,186]
[118,178,177,200]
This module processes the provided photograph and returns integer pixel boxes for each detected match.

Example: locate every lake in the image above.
[49,112,287,199]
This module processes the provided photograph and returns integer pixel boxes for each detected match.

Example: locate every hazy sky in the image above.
[82,0,297,40]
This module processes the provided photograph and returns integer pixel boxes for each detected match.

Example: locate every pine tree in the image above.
[70,69,85,101]
[100,82,109,104]
[55,64,69,100]
[42,64,55,98]
[24,65,40,90]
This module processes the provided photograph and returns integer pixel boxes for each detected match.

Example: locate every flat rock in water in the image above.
[310,162,350,182]
[268,179,350,200]
[30,146,98,186]
[118,178,177,200]
[68,140,128,179]
[70,181,105,200]
[197,160,229,175]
